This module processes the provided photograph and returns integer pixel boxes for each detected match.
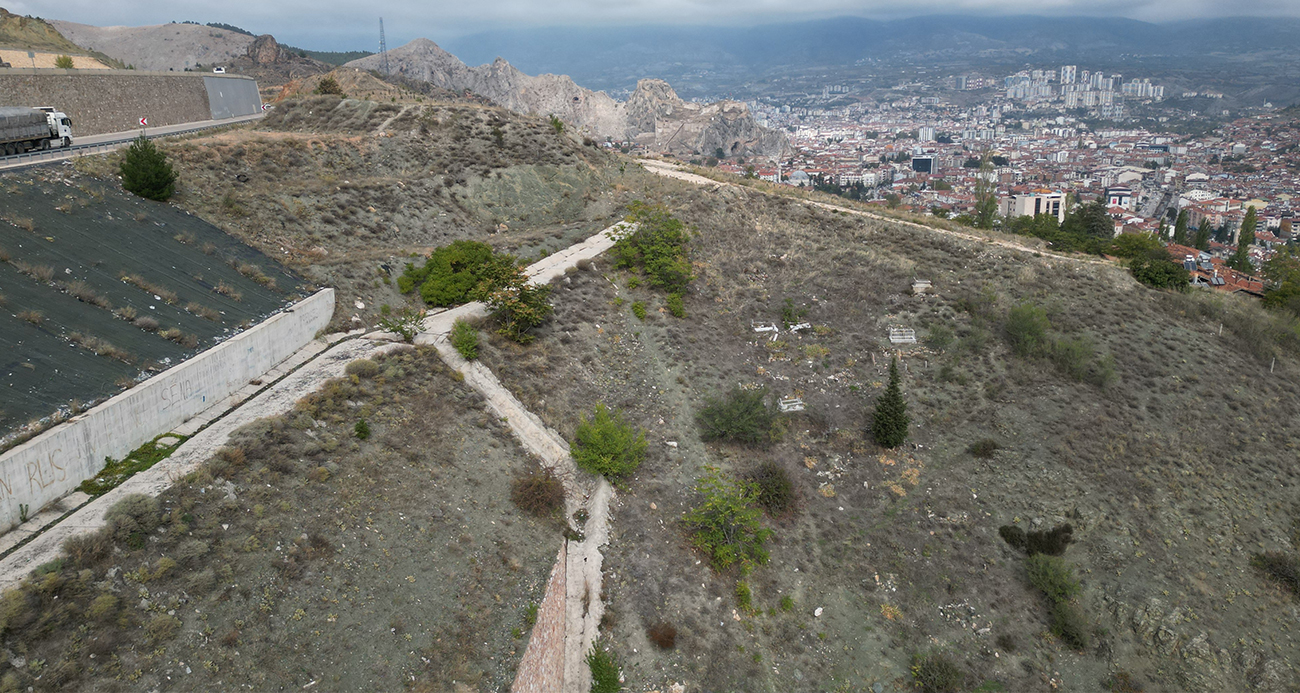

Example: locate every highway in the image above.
[0,112,265,173]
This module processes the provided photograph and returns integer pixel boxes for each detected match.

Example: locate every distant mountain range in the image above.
[346,39,788,158]
[443,15,1300,92]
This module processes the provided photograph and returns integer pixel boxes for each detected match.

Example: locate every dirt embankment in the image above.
[478,179,1300,692]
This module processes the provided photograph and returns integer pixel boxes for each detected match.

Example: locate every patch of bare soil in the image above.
[0,347,560,691]
[478,180,1300,692]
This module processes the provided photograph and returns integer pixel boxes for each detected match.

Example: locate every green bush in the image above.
[398,241,517,307]
[735,580,753,612]
[666,292,686,318]
[631,301,647,320]
[354,419,370,440]
[911,651,964,693]
[345,359,381,378]
[480,263,553,343]
[571,404,647,480]
[377,307,426,343]
[1130,250,1190,291]
[54,55,74,69]
[119,135,177,202]
[450,318,479,360]
[1026,524,1074,556]
[104,494,160,546]
[682,467,772,573]
[697,386,780,447]
[587,644,619,693]
[999,525,1027,551]
[1005,302,1051,357]
[613,202,694,294]
[1050,600,1091,649]
[744,461,794,516]
[925,324,954,351]
[313,75,345,96]
[871,357,909,448]
[1025,554,1081,602]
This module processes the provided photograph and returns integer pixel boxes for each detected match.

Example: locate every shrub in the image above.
[398,241,516,306]
[54,55,74,69]
[911,651,964,693]
[1130,250,1189,291]
[926,324,954,351]
[683,468,772,573]
[735,580,753,612]
[697,386,780,447]
[376,307,426,343]
[1005,302,1051,357]
[871,357,909,448]
[62,530,111,567]
[780,298,807,328]
[119,135,177,201]
[314,75,345,96]
[666,292,686,318]
[587,644,619,693]
[1049,335,1098,382]
[354,419,370,440]
[744,461,794,516]
[1025,554,1081,602]
[481,263,553,343]
[345,359,380,378]
[1251,551,1300,597]
[780,595,794,612]
[145,614,181,644]
[631,301,647,320]
[571,404,646,480]
[450,318,479,360]
[613,202,693,293]
[87,594,117,622]
[967,438,999,458]
[510,468,565,517]
[1050,600,1091,649]
[103,494,160,546]
[647,622,677,649]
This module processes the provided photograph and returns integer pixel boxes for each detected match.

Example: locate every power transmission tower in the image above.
[378,18,389,75]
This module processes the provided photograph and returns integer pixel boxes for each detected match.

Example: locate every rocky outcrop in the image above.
[246,35,283,66]
[346,41,787,159]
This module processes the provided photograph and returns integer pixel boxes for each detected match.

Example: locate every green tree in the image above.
[1172,209,1190,245]
[313,75,345,96]
[479,263,552,343]
[682,468,772,573]
[613,202,693,294]
[119,135,177,201]
[871,358,909,448]
[972,154,998,229]
[1262,245,1300,314]
[1110,233,1163,260]
[1130,249,1189,291]
[1193,219,1212,251]
[54,55,74,69]
[398,241,516,306]
[1227,206,1258,273]
[572,403,647,480]
[1061,201,1113,242]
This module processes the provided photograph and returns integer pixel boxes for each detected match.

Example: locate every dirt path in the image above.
[414,222,627,693]
[638,159,1113,268]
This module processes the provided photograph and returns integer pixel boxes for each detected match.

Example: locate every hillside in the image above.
[2,93,1299,693]
[48,18,255,71]
[0,7,85,53]
[345,39,789,158]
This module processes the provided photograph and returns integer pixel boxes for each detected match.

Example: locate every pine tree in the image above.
[119,135,177,201]
[871,357,910,449]
[1228,206,1258,273]
[1194,219,1211,251]
[1173,209,1189,245]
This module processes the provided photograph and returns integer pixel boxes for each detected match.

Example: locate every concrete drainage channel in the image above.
[0,221,628,692]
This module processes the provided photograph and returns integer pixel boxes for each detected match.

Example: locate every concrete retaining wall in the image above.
[0,69,260,136]
[0,289,333,532]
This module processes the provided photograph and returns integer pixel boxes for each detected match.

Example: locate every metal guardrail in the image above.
[0,116,261,171]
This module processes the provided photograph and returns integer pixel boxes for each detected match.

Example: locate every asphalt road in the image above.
[0,112,265,173]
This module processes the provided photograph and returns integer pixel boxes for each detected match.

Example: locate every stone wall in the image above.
[0,289,333,532]
[0,69,260,136]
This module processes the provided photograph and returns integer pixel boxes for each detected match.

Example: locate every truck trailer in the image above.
[0,106,73,156]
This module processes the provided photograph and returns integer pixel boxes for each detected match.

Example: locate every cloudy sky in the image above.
[9,0,1300,50]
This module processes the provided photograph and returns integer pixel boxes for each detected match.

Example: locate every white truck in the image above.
[0,106,73,156]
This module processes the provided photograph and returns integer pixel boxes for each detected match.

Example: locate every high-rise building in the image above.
[918,126,937,142]
[1060,65,1077,84]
